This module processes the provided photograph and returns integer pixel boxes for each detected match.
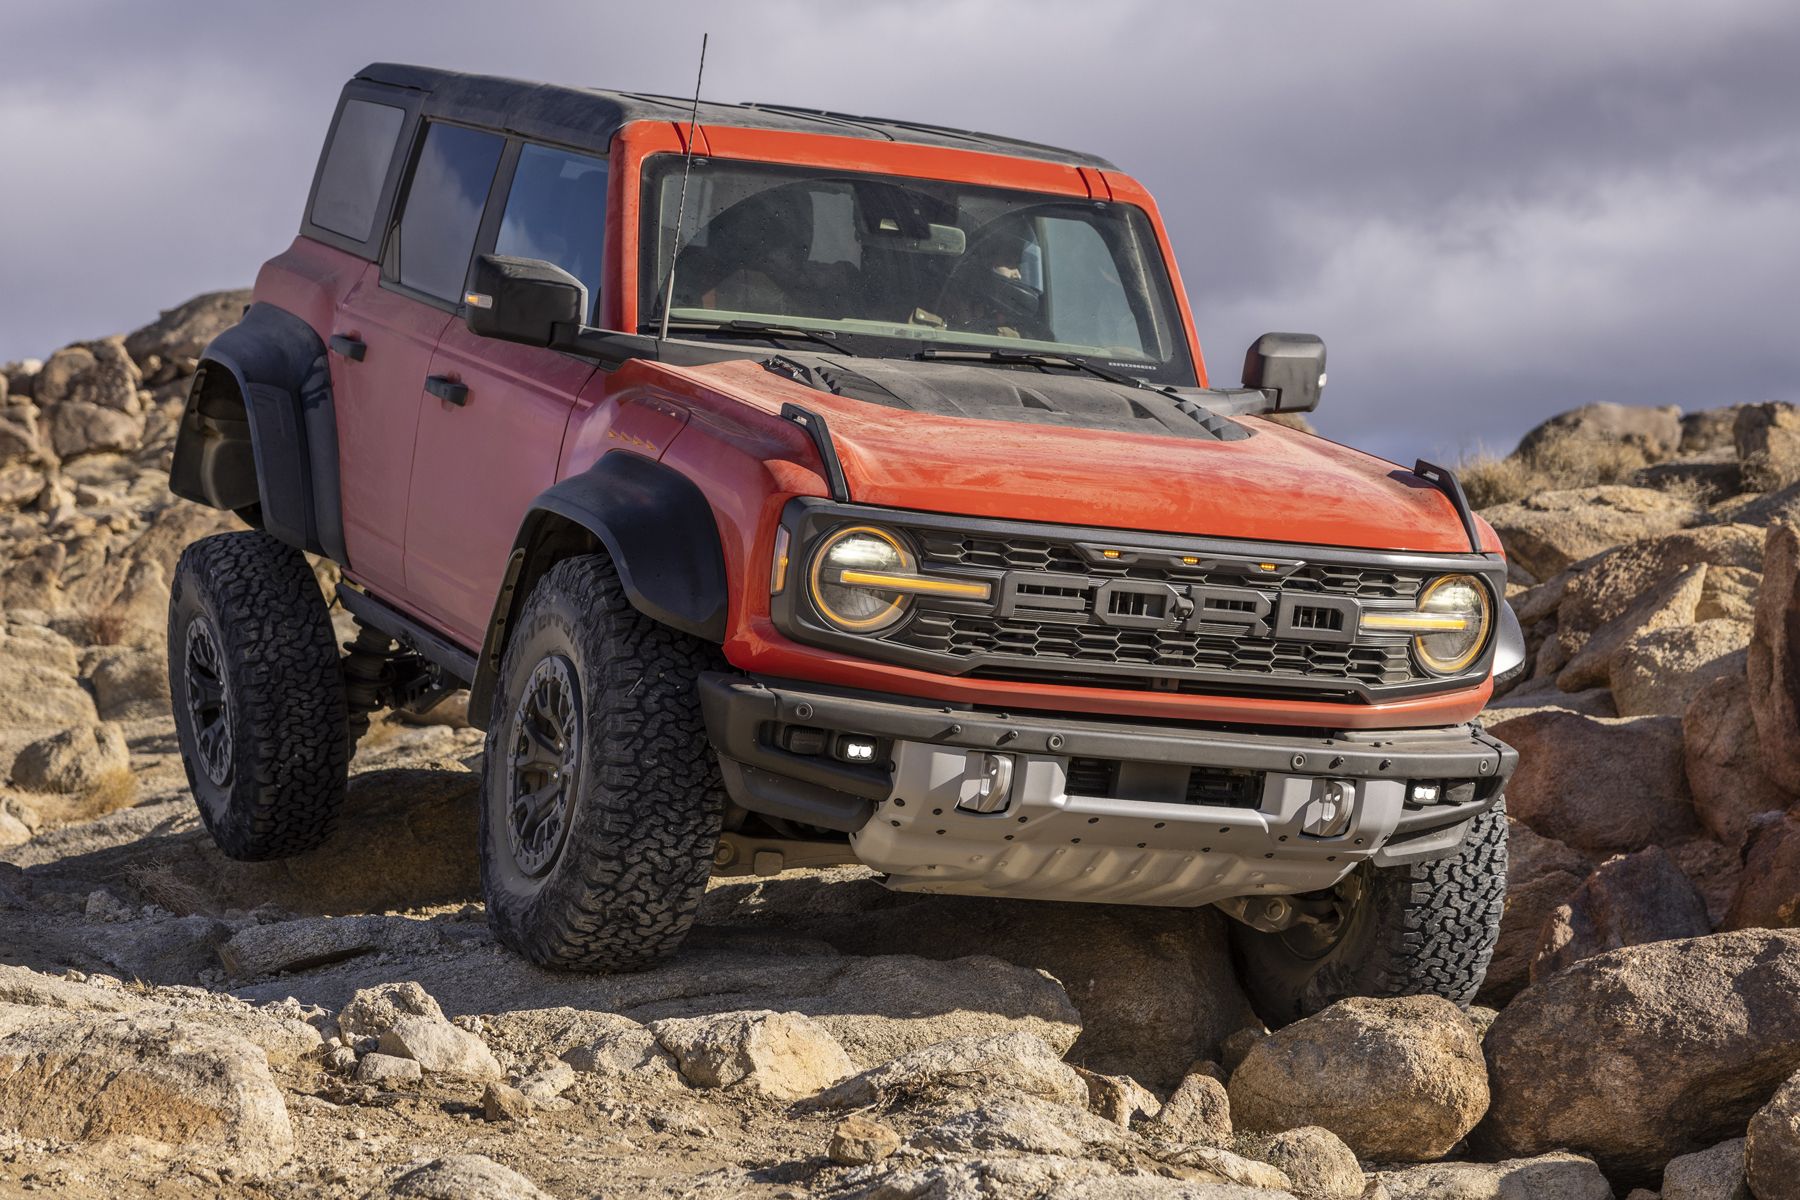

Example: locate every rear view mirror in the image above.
[464,254,587,347]
[1242,332,1326,413]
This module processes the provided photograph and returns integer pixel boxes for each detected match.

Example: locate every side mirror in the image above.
[464,254,587,347]
[1242,332,1326,413]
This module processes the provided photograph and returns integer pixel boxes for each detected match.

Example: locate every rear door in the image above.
[331,120,505,602]
[403,141,609,644]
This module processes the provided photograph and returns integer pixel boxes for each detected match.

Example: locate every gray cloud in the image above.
[1,0,1795,462]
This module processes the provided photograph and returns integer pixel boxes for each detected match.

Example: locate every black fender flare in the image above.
[169,302,347,562]
[467,451,729,727]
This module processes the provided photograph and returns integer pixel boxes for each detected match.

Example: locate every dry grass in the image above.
[124,858,216,916]
[63,603,136,647]
[1458,438,1656,510]
[70,766,139,821]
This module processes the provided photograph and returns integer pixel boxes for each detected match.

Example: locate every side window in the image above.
[311,99,406,241]
[494,144,608,323]
[393,123,505,303]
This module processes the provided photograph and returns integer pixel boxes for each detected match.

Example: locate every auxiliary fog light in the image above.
[957,753,1014,814]
[1409,782,1441,805]
[834,734,880,764]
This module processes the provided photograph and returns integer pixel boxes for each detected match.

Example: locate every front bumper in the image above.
[698,672,1515,907]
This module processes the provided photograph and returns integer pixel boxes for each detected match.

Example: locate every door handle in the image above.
[328,333,366,361]
[425,375,469,407]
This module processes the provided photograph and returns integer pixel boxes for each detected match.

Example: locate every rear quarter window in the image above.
[311,99,406,241]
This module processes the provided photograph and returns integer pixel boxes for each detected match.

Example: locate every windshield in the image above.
[639,157,1198,386]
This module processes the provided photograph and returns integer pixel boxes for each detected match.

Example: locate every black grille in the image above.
[885,529,1435,696]
[1186,766,1263,807]
[1065,757,1116,795]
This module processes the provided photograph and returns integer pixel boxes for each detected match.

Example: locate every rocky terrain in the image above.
[3,296,1800,1199]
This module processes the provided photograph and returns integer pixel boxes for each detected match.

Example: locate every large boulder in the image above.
[0,1007,294,1174]
[1556,563,1705,691]
[1610,622,1749,718]
[123,289,250,368]
[8,723,128,793]
[1531,847,1712,981]
[1227,996,1488,1162]
[1558,524,1767,640]
[1234,1126,1363,1200]
[1683,673,1797,850]
[1487,710,1698,854]
[1516,403,1684,466]
[705,878,1255,1088]
[1481,929,1800,1177]
[1484,486,1700,580]
[384,1154,552,1200]
[1660,1138,1748,1200]
[1723,813,1800,930]
[1376,1152,1612,1200]
[1700,565,1763,623]
[1484,869,1583,1005]
[377,1015,503,1081]
[1749,523,1800,793]
[0,619,97,732]
[1746,1072,1800,1200]
[647,1009,855,1100]
[1737,403,1800,491]
[815,1031,1087,1110]
[1149,1069,1234,1146]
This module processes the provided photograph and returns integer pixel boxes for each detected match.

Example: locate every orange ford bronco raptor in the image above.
[167,64,1522,1022]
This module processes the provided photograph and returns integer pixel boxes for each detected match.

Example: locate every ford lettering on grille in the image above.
[997,573,1361,645]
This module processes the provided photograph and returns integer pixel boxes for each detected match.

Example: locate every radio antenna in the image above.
[657,32,709,343]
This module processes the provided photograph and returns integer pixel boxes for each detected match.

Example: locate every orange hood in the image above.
[681,357,1496,556]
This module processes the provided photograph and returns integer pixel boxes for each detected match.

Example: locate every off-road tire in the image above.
[1230,799,1509,1026]
[480,554,725,971]
[167,530,350,861]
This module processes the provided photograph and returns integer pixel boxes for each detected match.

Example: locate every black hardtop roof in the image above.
[355,63,1118,171]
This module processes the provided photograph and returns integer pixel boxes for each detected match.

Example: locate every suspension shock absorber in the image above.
[341,623,395,742]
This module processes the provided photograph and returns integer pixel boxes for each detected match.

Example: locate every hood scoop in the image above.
[763,355,1251,443]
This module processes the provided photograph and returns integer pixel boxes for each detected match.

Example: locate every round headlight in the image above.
[808,525,914,633]
[1414,574,1493,675]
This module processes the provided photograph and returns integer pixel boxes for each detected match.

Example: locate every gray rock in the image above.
[87,647,169,720]
[338,980,448,1041]
[1611,621,1750,718]
[1723,813,1800,930]
[1481,929,1800,1176]
[0,1006,294,1174]
[1151,1070,1234,1146]
[1484,486,1699,580]
[1516,403,1684,466]
[1661,1137,1748,1200]
[1376,1152,1611,1200]
[1531,847,1712,981]
[1228,996,1488,1162]
[831,1114,902,1165]
[378,1015,502,1081]
[648,1009,855,1100]
[1076,1065,1163,1127]
[218,913,445,978]
[1557,524,1766,641]
[1557,562,1705,691]
[1235,1127,1363,1200]
[356,1051,422,1087]
[846,1152,1288,1198]
[383,1154,552,1200]
[1683,673,1797,851]
[911,1095,1125,1157]
[1749,523,1800,793]
[9,723,128,793]
[123,290,252,367]
[1735,403,1800,491]
[487,1007,678,1082]
[1488,710,1699,854]
[1746,1072,1800,1200]
[817,1031,1087,1110]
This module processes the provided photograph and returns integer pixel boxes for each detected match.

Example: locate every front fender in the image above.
[467,451,729,726]
[169,302,346,562]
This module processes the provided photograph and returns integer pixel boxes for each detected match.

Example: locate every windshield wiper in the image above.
[913,346,1181,400]
[649,318,858,356]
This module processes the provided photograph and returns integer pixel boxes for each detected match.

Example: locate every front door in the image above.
[402,141,609,644]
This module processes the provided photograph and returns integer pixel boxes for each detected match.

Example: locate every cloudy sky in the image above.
[1,1,1795,462]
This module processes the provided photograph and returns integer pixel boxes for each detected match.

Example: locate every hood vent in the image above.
[764,355,1250,443]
